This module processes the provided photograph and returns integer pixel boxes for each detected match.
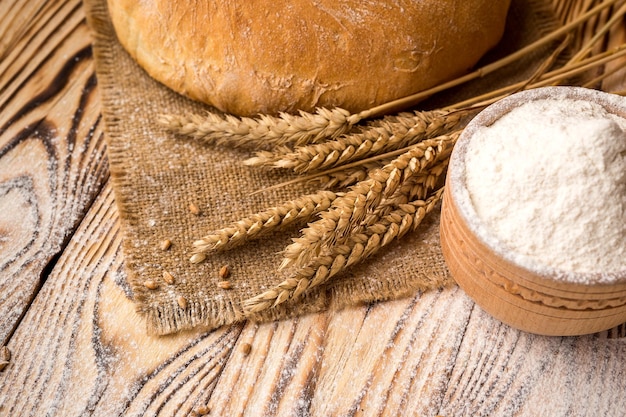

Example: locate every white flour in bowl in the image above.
[464,97,626,278]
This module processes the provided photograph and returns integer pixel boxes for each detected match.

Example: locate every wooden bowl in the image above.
[440,86,626,336]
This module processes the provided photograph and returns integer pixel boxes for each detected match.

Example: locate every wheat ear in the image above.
[158,107,360,150]
[366,159,449,213]
[191,190,338,257]
[281,131,459,269]
[242,188,444,314]
[306,159,392,190]
[244,109,464,173]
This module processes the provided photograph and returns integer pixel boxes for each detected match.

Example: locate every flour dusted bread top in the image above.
[107,0,511,116]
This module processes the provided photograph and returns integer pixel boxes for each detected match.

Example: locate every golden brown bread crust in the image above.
[107,0,511,116]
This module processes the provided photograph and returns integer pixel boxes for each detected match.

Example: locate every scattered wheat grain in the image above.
[163,270,175,285]
[1,346,10,361]
[219,265,230,279]
[195,405,210,415]
[189,202,201,216]
[217,280,232,290]
[0,346,10,371]
[241,343,252,355]
[143,279,158,290]
[177,295,188,309]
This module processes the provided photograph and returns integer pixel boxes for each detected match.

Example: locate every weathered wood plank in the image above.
[439,307,626,417]
[0,1,60,61]
[207,314,329,416]
[308,288,473,417]
[0,1,107,344]
[7,202,625,417]
[0,184,240,416]
[0,0,85,103]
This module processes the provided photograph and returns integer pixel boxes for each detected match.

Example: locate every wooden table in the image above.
[1,1,626,416]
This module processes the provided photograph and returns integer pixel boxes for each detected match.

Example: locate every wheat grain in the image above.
[219,265,231,279]
[158,107,358,150]
[189,202,201,216]
[192,190,338,255]
[243,188,444,314]
[241,343,252,355]
[1,346,10,362]
[159,239,172,251]
[189,253,207,264]
[177,295,188,310]
[195,405,210,415]
[0,346,10,371]
[163,270,176,285]
[217,280,232,290]
[143,279,159,290]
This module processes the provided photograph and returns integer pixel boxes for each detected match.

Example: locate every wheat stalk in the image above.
[305,159,389,190]
[244,109,465,174]
[242,187,444,314]
[567,1,626,64]
[370,160,448,208]
[280,132,459,269]
[191,190,338,256]
[447,41,626,111]
[158,107,359,150]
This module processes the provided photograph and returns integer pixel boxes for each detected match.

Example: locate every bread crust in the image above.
[107,0,511,116]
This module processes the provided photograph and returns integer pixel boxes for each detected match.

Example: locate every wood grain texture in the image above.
[439,308,626,416]
[0,0,108,344]
[3,188,625,416]
[1,0,625,416]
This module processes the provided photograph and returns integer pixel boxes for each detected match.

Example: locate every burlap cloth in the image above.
[83,0,561,335]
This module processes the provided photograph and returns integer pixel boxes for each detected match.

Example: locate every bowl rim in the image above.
[448,86,626,286]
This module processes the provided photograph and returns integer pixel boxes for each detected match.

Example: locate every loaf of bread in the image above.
[107,0,511,116]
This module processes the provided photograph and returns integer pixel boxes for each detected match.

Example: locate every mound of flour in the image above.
[464,98,626,279]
